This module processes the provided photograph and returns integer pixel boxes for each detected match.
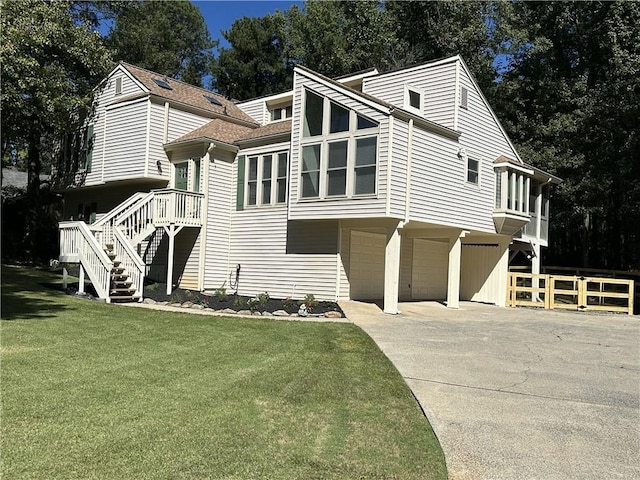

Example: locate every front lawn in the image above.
[1,266,446,480]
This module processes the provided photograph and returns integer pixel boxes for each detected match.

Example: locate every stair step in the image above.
[110,295,141,303]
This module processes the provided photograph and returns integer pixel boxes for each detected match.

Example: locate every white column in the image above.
[62,267,68,289]
[384,225,402,314]
[495,240,510,307]
[164,224,183,295]
[447,232,463,309]
[78,264,85,294]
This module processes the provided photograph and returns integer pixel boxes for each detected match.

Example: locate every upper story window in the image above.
[173,158,202,193]
[246,151,289,207]
[495,167,531,214]
[300,88,379,199]
[270,104,292,122]
[405,85,423,114]
[467,158,479,184]
[114,77,122,95]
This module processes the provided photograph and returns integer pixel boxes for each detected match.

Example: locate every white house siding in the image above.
[166,107,211,142]
[99,67,145,105]
[408,126,496,233]
[288,72,389,220]
[229,206,339,301]
[174,228,201,290]
[363,60,457,129]
[389,118,409,218]
[237,98,267,124]
[338,226,350,299]
[102,99,149,182]
[203,152,234,290]
[147,101,171,179]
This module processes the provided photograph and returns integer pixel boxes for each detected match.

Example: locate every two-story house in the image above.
[58,57,560,313]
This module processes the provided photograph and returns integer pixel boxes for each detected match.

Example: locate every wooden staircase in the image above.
[105,244,140,303]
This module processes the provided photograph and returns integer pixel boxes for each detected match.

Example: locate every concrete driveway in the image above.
[341,301,640,480]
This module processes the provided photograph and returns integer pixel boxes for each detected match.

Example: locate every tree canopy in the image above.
[107,0,215,87]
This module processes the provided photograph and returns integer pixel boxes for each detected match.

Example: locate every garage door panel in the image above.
[412,239,449,300]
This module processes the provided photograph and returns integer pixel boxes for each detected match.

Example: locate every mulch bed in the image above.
[142,281,345,317]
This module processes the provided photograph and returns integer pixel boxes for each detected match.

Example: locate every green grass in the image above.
[1,266,446,480]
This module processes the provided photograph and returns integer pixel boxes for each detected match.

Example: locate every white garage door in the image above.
[350,231,385,300]
[412,239,449,300]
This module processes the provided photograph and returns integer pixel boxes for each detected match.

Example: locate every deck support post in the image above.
[383,223,402,314]
[78,264,85,294]
[164,224,184,296]
[62,267,68,289]
[446,230,466,309]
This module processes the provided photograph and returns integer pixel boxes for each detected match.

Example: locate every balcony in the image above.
[493,163,533,235]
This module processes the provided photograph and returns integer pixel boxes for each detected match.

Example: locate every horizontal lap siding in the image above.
[363,61,456,129]
[229,207,339,301]
[204,155,233,289]
[175,228,200,290]
[84,109,105,185]
[409,127,495,232]
[288,74,388,220]
[167,108,210,142]
[399,235,413,300]
[148,102,170,179]
[390,118,409,218]
[237,98,266,124]
[102,100,148,181]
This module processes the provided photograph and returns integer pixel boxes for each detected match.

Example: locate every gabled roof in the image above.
[119,63,258,127]
[165,119,256,148]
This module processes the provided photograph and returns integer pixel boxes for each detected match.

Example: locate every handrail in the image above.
[114,191,155,244]
[113,226,145,299]
[59,221,113,300]
[91,192,148,229]
[152,189,204,227]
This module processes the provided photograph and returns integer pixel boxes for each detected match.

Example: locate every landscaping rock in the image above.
[171,303,182,308]
[191,304,204,310]
[143,298,156,304]
[219,308,236,315]
[181,301,193,308]
[237,310,252,316]
[272,310,289,317]
[324,311,343,319]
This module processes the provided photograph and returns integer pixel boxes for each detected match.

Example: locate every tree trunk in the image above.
[25,127,41,261]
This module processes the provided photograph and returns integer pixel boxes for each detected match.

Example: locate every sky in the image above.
[192,0,302,50]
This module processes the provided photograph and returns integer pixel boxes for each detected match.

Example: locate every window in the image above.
[153,78,172,90]
[405,86,423,113]
[467,158,479,184]
[174,162,189,190]
[301,145,321,197]
[460,87,468,109]
[204,95,222,106]
[269,104,292,122]
[303,91,323,137]
[300,89,379,200]
[276,152,288,203]
[327,141,348,196]
[115,77,122,95]
[244,151,289,206]
[355,137,377,194]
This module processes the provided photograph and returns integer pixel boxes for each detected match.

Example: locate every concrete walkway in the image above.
[341,300,640,480]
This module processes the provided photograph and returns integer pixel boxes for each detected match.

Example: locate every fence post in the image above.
[548,276,555,310]
[629,280,635,315]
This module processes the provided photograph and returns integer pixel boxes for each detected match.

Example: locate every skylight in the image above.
[204,95,222,106]
[152,78,172,90]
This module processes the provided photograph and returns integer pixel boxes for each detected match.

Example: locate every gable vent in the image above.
[204,95,222,106]
[153,78,173,90]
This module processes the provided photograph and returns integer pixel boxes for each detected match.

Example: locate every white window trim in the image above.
[404,84,424,115]
[268,104,292,123]
[245,150,289,207]
[299,93,379,200]
[171,158,202,192]
[466,157,480,186]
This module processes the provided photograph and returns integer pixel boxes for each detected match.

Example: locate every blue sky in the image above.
[193,0,302,50]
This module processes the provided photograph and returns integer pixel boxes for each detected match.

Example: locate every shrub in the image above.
[247,297,260,311]
[257,291,270,306]
[303,294,318,311]
[233,296,247,308]
[281,297,298,309]
[213,287,227,302]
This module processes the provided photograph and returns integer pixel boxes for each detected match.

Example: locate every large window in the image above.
[467,158,479,184]
[246,151,289,207]
[300,89,379,199]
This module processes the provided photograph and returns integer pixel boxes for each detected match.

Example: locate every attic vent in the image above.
[460,86,468,109]
[153,78,173,90]
[204,95,222,106]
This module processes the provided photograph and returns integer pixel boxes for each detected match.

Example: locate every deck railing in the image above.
[59,221,113,300]
[153,189,204,227]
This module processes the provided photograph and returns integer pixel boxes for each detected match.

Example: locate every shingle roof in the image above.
[120,63,258,126]
[494,155,523,165]
[166,119,256,146]
[236,120,292,143]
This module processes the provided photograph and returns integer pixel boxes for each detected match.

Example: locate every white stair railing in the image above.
[91,192,150,246]
[59,221,113,301]
[113,227,145,299]
[153,189,204,227]
[114,192,156,245]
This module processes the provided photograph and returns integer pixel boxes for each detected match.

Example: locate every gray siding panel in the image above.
[237,98,266,124]
[102,100,148,181]
[167,108,211,142]
[389,118,409,218]
[364,60,457,129]
[148,102,170,179]
[204,154,234,289]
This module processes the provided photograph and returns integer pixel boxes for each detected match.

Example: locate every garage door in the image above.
[412,239,449,300]
[461,244,501,303]
[350,231,385,300]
